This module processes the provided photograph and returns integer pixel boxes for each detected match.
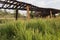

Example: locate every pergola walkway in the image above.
[0,0,60,20]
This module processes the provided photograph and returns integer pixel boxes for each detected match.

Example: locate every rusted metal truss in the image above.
[0,0,60,20]
[0,0,60,12]
[0,0,41,11]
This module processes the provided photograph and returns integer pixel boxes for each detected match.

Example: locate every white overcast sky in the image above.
[17,0,60,9]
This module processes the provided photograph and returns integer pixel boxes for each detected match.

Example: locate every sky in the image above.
[17,0,60,9]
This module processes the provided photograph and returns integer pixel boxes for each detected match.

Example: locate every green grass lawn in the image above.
[0,18,60,40]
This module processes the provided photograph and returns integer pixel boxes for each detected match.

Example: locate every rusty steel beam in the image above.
[0,1,44,11]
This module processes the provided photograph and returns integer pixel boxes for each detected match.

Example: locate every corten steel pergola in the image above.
[0,0,60,20]
[0,0,42,20]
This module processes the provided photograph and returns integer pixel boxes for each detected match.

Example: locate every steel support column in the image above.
[15,9,18,20]
[26,5,30,20]
[50,10,53,18]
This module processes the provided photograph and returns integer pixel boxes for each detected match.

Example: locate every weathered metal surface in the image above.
[0,0,60,19]
[0,0,41,11]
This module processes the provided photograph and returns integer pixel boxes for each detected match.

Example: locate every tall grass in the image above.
[0,18,60,40]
